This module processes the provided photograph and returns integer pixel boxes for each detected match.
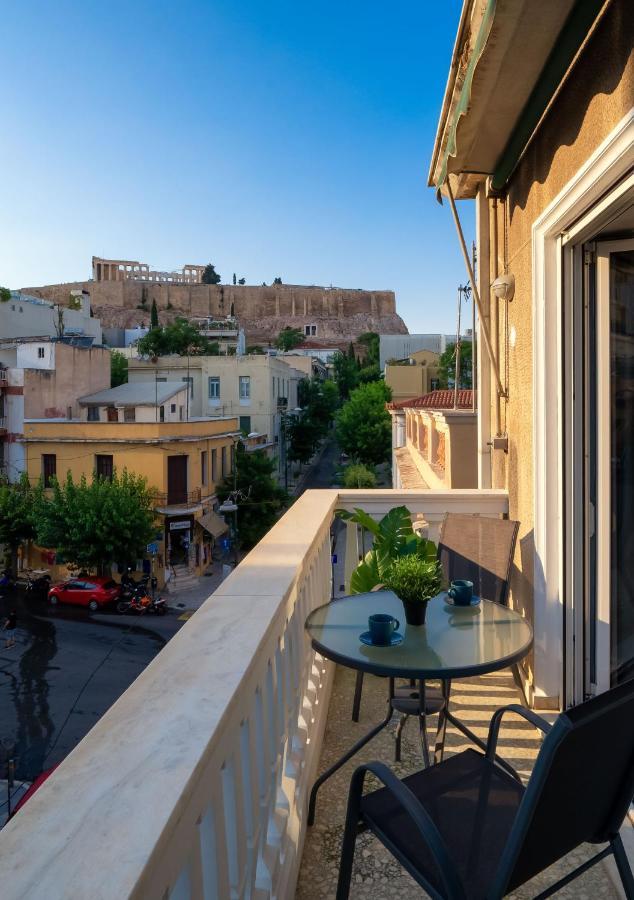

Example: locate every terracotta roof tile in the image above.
[387,389,474,411]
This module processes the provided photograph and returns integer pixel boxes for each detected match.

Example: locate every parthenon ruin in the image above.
[92,256,205,285]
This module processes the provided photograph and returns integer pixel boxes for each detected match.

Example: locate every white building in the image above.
[0,291,102,345]
[78,382,191,423]
[379,333,471,370]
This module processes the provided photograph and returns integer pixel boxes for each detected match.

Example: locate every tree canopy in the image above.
[335,380,392,466]
[438,340,473,389]
[201,264,221,285]
[275,326,304,351]
[110,350,128,387]
[217,444,288,549]
[333,350,359,401]
[137,318,220,357]
[0,475,37,565]
[35,471,156,573]
[150,299,159,328]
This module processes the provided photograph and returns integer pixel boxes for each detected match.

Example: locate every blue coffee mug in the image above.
[448,579,474,606]
[368,613,400,645]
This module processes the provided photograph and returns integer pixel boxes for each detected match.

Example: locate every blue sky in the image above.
[1,0,472,334]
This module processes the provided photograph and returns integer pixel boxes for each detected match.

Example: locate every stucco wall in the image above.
[23,344,111,419]
[489,2,634,654]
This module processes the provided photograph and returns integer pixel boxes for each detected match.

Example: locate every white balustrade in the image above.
[0,487,508,899]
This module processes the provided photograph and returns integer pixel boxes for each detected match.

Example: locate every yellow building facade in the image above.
[384,349,441,403]
[21,416,240,586]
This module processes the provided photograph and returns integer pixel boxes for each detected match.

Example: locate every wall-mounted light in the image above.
[491,273,515,302]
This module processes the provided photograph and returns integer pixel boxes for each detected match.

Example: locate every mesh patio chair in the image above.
[338,680,634,900]
[351,514,520,767]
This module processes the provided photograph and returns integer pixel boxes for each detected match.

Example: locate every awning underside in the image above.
[199,511,229,538]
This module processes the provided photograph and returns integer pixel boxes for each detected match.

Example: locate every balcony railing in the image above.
[153,488,202,508]
[0,488,508,897]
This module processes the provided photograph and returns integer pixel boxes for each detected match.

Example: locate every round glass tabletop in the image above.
[305,590,533,679]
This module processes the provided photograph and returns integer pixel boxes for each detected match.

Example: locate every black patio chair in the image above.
[337,680,634,900]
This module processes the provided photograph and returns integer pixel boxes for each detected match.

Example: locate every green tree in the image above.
[275,326,304,351]
[111,350,128,387]
[0,287,11,303]
[357,331,379,367]
[137,318,220,357]
[286,415,318,466]
[150,299,159,328]
[35,471,156,574]
[335,380,392,466]
[233,273,237,285]
[238,277,246,285]
[217,444,288,549]
[0,475,37,568]
[273,276,283,284]
[202,264,221,285]
[342,463,377,489]
[333,350,358,401]
[438,341,473,389]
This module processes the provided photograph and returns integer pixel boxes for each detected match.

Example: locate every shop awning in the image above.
[198,511,229,538]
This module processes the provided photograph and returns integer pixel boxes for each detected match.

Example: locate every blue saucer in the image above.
[444,594,481,608]
[360,630,404,647]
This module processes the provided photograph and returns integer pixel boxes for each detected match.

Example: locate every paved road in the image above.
[297,438,342,492]
[0,592,181,781]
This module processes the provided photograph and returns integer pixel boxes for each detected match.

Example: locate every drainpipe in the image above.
[491,197,502,438]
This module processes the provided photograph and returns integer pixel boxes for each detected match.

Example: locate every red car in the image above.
[48,577,120,611]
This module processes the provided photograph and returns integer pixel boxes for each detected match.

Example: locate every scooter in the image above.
[117,588,167,616]
[25,571,51,598]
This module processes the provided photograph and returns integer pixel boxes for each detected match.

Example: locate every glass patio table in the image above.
[305,589,533,824]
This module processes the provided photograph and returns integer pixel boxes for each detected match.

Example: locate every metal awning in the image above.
[429,0,581,197]
[198,510,229,538]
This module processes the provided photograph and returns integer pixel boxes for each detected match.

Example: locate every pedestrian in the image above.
[3,609,17,649]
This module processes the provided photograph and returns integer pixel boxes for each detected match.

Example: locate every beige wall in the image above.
[23,343,111,419]
[401,408,477,489]
[483,2,634,671]
[385,350,440,402]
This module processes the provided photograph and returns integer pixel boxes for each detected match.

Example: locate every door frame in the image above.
[531,109,634,708]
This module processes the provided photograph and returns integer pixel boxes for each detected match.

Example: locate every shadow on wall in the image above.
[510,527,535,681]
[509,2,633,217]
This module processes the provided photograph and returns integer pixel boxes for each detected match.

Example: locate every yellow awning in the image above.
[198,510,229,538]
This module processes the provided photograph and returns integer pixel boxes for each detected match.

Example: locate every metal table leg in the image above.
[433,679,452,764]
[308,677,394,826]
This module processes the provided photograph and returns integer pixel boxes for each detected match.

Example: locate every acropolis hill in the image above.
[22,259,408,347]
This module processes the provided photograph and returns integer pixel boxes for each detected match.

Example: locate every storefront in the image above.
[165,515,194,567]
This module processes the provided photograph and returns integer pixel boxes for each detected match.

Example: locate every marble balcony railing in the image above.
[0,488,508,899]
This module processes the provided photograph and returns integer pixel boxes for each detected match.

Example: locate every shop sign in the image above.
[169,520,191,531]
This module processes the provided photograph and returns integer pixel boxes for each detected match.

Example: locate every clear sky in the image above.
[1,0,473,335]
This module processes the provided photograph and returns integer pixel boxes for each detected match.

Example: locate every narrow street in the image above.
[0,593,181,783]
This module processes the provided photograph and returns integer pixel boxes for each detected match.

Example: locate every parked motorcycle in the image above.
[117,591,167,616]
[25,571,51,598]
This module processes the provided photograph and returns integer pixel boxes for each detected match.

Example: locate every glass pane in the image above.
[610,250,634,685]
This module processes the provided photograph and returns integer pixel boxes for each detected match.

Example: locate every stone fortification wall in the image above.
[22,281,408,344]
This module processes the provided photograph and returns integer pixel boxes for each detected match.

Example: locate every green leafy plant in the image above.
[110,350,128,387]
[343,463,377,489]
[337,505,437,594]
[0,287,11,303]
[0,475,37,568]
[335,380,392,466]
[382,554,442,604]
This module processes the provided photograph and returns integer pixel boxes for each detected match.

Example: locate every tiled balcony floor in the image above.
[297,665,621,899]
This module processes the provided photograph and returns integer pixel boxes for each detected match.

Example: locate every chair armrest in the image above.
[350,761,467,900]
[486,704,552,763]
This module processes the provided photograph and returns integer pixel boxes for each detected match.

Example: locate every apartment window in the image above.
[182,376,194,398]
[124,407,136,422]
[37,347,45,359]
[211,448,218,482]
[230,444,235,474]
[305,324,317,336]
[170,403,176,413]
[87,406,99,422]
[239,415,251,433]
[95,454,114,481]
[106,406,118,422]
[208,376,220,400]
[157,377,167,383]
[42,454,56,488]
[160,406,165,422]
[201,450,208,486]
[179,405,184,421]
[239,376,251,400]
[221,445,227,475]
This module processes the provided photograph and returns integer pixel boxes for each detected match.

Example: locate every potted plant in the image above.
[382,554,443,626]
